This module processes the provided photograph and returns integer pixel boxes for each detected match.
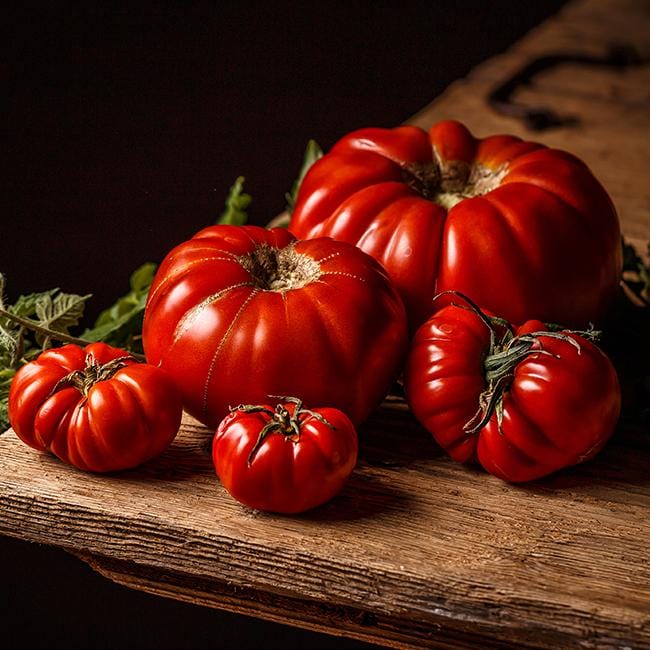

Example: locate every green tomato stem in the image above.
[0,307,145,361]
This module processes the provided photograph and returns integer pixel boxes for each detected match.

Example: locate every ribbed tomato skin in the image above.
[289,120,621,330]
[404,304,621,482]
[213,402,358,514]
[142,225,407,428]
[8,342,182,472]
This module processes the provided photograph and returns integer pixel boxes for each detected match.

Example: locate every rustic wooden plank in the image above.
[74,551,513,650]
[462,0,650,85]
[1,405,649,648]
[2,0,650,648]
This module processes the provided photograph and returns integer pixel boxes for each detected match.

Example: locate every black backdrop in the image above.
[3,3,566,648]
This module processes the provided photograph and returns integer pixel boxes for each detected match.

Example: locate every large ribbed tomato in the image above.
[289,120,621,330]
[404,297,621,482]
[142,225,407,428]
[8,342,182,472]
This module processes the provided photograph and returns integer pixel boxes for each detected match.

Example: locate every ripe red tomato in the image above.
[8,342,182,472]
[289,120,621,330]
[404,296,621,482]
[142,225,407,429]
[213,397,358,513]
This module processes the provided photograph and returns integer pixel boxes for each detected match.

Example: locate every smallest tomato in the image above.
[212,397,358,514]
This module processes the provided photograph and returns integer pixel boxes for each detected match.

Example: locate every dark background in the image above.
[2,2,566,648]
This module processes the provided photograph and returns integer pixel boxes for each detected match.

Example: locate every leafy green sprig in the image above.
[0,139,323,431]
[219,176,252,226]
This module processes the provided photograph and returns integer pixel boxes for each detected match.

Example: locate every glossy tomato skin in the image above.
[404,304,621,482]
[289,120,621,330]
[213,401,358,514]
[8,342,182,472]
[142,225,407,429]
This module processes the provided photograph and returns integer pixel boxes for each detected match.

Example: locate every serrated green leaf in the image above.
[218,176,251,226]
[0,322,20,367]
[285,139,323,215]
[10,289,59,319]
[34,291,91,338]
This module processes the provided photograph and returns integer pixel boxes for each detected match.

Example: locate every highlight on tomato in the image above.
[8,342,183,473]
[212,396,358,514]
[142,224,408,429]
[404,293,621,482]
[289,120,621,331]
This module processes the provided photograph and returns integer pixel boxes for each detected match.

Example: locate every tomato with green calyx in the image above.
[142,225,407,429]
[404,293,621,482]
[8,342,182,472]
[213,396,358,513]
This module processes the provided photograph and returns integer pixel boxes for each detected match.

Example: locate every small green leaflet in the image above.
[285,139,323,215]
[82,262,157,354]
[33,290,91,346]
[216,139,322,228]
[218,176,252,226]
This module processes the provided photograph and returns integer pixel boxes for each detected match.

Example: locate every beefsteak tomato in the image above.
[289,120,621,330]
[404,295,621,482]
[142,225,407,428]
[213,396,358,513]
[8,342,182,472]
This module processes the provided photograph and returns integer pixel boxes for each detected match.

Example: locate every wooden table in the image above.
[2,1,649,647]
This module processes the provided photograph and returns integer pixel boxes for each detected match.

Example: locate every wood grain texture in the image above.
[1,403,649,649]
[2,0,650,648]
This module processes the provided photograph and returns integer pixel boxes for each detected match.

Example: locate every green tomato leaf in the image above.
[218,176,251,226]
[0,322,20,367]
[81,262,156,353]
[9,289,59,319]
[34,291,91,343]
[285,139,323,215]
[130,262,157,294]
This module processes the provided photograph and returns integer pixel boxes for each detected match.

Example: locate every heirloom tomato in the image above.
[404,296,621,482]
[142,225,407,428]
[289,120,621,330]
[213,396,358,513]
[8,342,182,472]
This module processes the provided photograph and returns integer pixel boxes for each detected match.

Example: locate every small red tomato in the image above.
[8,342,183,472]
[213,397,358,513]
[404,294,621,482]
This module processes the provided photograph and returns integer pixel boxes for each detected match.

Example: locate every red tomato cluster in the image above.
[8,119,624,511]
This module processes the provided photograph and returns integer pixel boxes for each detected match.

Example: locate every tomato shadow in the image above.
[508,423,650,495]
[296,471,419,523]
[115,424,215,482]
[357,403,445,470]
